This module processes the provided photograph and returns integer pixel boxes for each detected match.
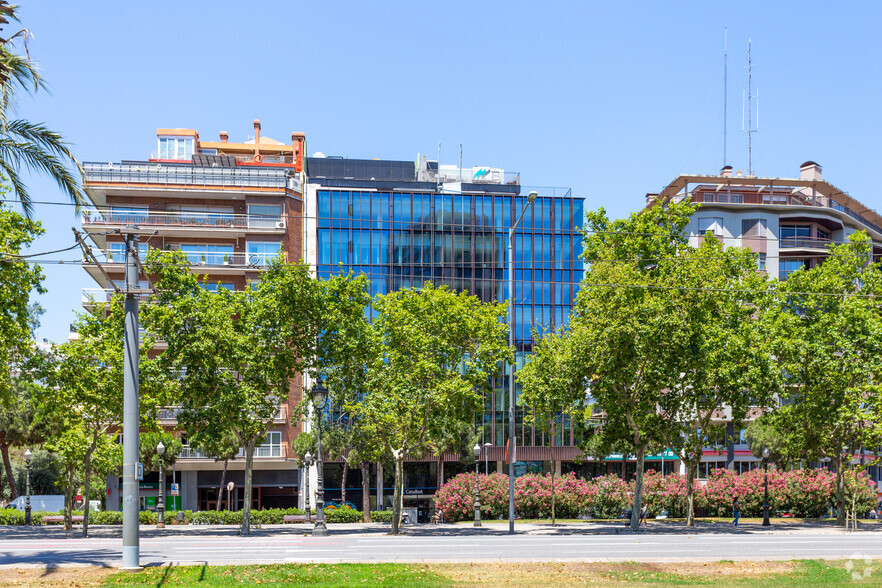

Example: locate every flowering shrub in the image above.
[642,470,690,518]
[434,467,881,522]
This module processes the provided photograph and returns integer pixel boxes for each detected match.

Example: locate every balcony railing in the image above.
[234,154,295,165]
[82,210,285,230]
[690,190,882,236]
[82,288,150,305]
[88,251,282,267]
[84,161,292,190]
[780,236,838,249]
[179,445,286,459]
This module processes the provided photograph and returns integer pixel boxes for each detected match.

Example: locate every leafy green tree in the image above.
[188,429,240,511]
[145,252,325,534]
[567,200,701,531]
[656,234,780,526]
[763,232,882,526]
[519,328,584,525]
[11,448,59,498]
[0,203,44,403]
[348,283,510,534]
[41,299,165,533]
[0,377,48,499]
[0,3,87,217]
[744,417,790,470]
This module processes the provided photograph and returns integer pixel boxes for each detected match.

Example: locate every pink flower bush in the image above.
[433,468,879,522]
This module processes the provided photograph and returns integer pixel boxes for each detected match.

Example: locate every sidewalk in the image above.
[2,519,880,540]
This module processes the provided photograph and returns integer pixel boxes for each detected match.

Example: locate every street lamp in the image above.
[227,481,234,511]
[762,448,771,527]
[473,443,482,527]
[508,190,537,535]
[156,442,165,529]
[311,378,329,537]
[303,451,313,523]
[24,449,32,526]
[483,442,492,476]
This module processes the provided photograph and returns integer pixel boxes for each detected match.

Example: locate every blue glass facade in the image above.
[310,161,584,448]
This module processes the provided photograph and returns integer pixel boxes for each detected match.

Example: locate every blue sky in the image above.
[15,0,882,342]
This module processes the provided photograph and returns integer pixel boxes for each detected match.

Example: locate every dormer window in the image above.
[158,136,194,160]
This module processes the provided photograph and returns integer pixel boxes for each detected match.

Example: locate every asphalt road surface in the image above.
[3,523,882,567]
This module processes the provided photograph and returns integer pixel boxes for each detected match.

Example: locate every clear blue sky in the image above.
[16,0,882,343]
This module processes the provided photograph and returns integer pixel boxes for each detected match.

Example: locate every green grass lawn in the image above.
[104,563,450,587]
[98,560,879,587]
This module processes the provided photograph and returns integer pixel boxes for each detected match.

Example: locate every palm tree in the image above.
[0,2,86,218]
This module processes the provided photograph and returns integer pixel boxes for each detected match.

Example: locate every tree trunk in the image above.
[82,449,93,537]
[63,466,76,531]
[835,456,846,527]
[550,439,556,526]
[685,460,696,527]
[391,451,404,535]
[0,438,18,499]
[360,461,372,523]
[241,442,255,535]
[341,458,349,506]
[217,459,228,511]
[630,446,646,532]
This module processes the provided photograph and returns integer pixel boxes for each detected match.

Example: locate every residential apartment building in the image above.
[303,156,585,517]
[639,161,882,482]
[649,161,882,279]
[82,121,306,512]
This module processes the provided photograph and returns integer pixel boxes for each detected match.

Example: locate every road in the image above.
[2,523,882,567]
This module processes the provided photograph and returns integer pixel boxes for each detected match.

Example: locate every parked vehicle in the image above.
[5,495,65,512]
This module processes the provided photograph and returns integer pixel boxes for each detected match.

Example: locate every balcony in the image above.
[84,162,295,191]
[779,236,838,250]
[179,445,286,459]
[82,288,150,307]
[82,210,286,235]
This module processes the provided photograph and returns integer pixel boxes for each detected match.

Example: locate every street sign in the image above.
[135,462,144,481]
[170,483,180,496]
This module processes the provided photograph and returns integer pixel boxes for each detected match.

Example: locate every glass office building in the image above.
[305,157,584,451]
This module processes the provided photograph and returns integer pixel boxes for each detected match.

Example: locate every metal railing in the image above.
[84,162,291,190]
[690,190,882,236]
[779,236,838,249]
[179,445,286,459]
[234,154,295,165]
[82,210,285,230]
[87,251,282,267]
[82,288,151,305]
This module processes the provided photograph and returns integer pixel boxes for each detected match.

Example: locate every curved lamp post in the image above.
[311,379,329,537]
[24,449,32,526]
[303,451,313,522]
[508,190,538,534]
[156,442,166,529]
[762,447,770,527]
[473,443,482,527]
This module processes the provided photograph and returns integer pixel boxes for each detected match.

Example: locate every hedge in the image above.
[0,506,429,526]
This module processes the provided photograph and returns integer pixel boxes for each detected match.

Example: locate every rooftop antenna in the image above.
[743,38,758,176]
[723,28,727,168]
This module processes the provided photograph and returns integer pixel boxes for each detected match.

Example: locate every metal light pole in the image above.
[762,448,771,527]
[484,442,492,476]
[227,481,234,511]
[473,443,482,527]
[122,232,141,570]
[312,379,329,537]
[508,190,537,534]
[156,442,165,529]
[24,449,32,526]
[303,452,313,522]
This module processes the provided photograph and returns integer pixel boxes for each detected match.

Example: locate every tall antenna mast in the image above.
[745,38,757,176]
[723,28,728,168]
